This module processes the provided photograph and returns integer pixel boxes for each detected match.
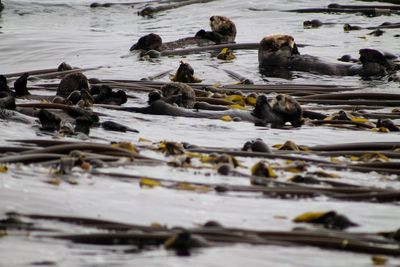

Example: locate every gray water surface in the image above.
[1,0,400,266]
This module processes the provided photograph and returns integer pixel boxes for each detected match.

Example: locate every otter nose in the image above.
[276,95,282,101]
[210,16,214,22]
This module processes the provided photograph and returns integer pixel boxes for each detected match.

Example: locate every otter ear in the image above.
[195,29,206,37]
[292,43,300,55]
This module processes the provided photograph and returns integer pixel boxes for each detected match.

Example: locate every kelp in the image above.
[7,212,399,256]
[138,0,216,16]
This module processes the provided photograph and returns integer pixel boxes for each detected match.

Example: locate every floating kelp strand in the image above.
[327,3,400,10]
[285,7,398,16]
[352,112,400,120]
[2,67,71,79]
[138,0,216,16]
[12,212,157,232]
[53,232,171,245]
[191,227,397,246]
[46,230,400,256]
[140,69,173,81]
[334,191,400,202]
[92,170,400,203]
[24,213,400,256]
[8,139,81,147]
[305,106,384,111]
[352,161,400,169]
[318,163,400,175]
[28,67,102,81]
[20,143,138,158]
[160,43,260,56]
[91,79,360,92]
[315,150,400,159]
[298,99,400,106]
[299,93,400,100]
[186,148,330,164]
[0,153,67,164]
[309,120,375,129]
[310,142,400,151]
[0,146,34,153]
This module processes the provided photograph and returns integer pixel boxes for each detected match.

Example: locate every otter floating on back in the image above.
[130,16,236,52]
[118,92,303,128]
[258,34,397,77]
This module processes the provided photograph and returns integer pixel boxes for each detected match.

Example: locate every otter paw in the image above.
[195,29,206,37]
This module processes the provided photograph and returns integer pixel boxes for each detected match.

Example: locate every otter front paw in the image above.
[195,29,206,37]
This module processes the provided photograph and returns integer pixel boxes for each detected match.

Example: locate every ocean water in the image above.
[1,0,400,266]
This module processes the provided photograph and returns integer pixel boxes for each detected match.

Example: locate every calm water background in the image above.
[0,0,400,266]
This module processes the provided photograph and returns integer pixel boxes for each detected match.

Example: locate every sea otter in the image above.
[258,34,397,77]
[160,82,196,108]
[119,92,303,128]
[130,16,236,52]
[56,72,90,98]
[56,72,127,105]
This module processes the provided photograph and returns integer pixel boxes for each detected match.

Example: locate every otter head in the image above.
[0,75,9,92]
[258,34,299,68]
[359,48,394,77]
[148,90,163,104]
[56,72,90,98]
[270,94,303,127]
[161,82,196,108]
[130,33,162,51]
[209,16,237,42]
[303,19,323,28]
[259,34,299,55]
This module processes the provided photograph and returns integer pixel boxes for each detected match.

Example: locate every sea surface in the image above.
[0,0,400,266]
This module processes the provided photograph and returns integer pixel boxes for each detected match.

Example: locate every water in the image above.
[1,0,400,266]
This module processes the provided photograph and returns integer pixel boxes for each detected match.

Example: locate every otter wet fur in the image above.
[160,82,196,108]
[0,75,10,92]
[118,92,303,128]
[258,34,398,77]
[130,16,236,52]
[57,72,90,98]
[14,72,30,97]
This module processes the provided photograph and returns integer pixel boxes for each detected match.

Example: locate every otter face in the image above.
[258,35,299,69]
[359,49,392,76]
[259,35,298,54]
[57,73,89,98]
[270,94,303,127]
[161,82,196,108]
[209,15,237,41]
[130,33,162,51]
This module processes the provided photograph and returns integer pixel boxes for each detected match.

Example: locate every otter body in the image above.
[122,94,302,128]
[130,16,236,52]
[161,82,196,108]
[57,73,89,98]
[258,34,396,77]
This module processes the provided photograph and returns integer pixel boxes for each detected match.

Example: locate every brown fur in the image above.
[57,73,89,98]
[259,34,298,54]
[208,16,237,43]
[161,82,196,108]
[130,16,236,52]
[269,94,303,127]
